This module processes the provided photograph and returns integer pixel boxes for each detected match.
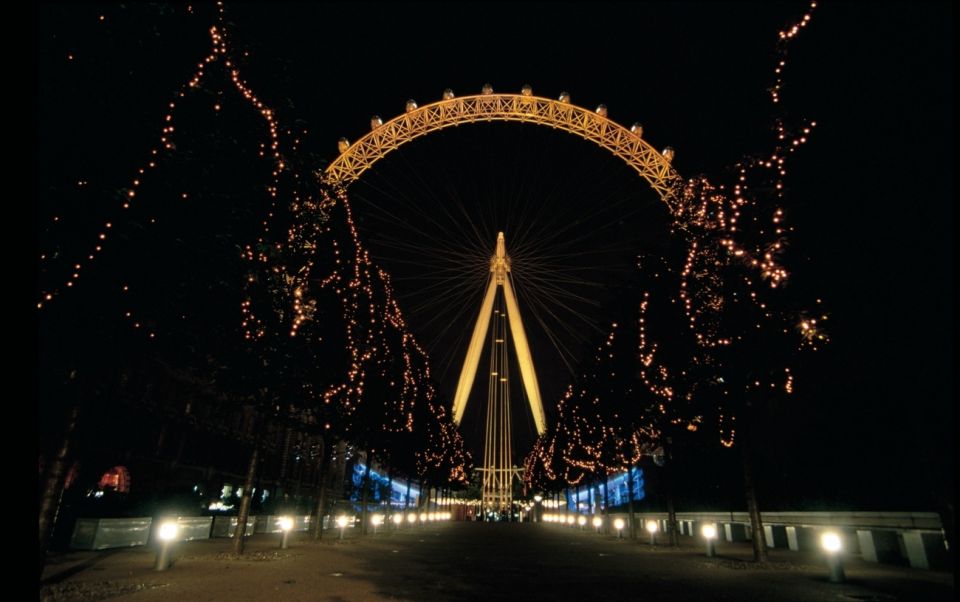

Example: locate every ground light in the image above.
[336,515,349,540]
[154,521,178,571]
[567,515,576,526]
[407,513,417,525]
[371,514,384,535]
[613,518,625,538]
[820,531,846,583]
[702,524,717,557]
[392,514,403,528]
[577,515,587,529]
[646,520,659,545]
[278,516,293,549]
[593,516,603,532]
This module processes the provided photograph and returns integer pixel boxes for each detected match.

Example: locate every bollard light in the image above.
[613,518,625,538]
[820,531,846,583]
[592,516,603,532]
[154,521,178,571]
[577,515,587,529]
[407,513,417,524]
[566,515,576,526]
[371,514,383,535]
[278,516,293,549]
[702,524,717,557]
[336,515,348,540]
[646,521,658,545]
[392,514,403,527]
[534,495,543,503]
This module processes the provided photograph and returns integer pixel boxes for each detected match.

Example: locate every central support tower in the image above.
[452,232,547,514]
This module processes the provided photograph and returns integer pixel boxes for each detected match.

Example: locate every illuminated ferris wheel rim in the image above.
[322,87,683,211]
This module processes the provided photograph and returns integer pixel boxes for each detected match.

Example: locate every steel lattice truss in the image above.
[323,91,683,210]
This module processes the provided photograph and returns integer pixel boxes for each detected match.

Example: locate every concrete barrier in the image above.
[212,515,256,538]
[70,517,152,550]
[607,511,947,570]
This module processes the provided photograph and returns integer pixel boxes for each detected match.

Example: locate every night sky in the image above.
[38,3,952,511]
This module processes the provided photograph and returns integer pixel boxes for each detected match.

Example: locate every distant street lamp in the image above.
[336,515,349,540]
[278,516,293,549]
[613,518,625,538]
[154,521,178,571]
[820,531,846,583]
[646,520,659,546]
[702,524,717,557]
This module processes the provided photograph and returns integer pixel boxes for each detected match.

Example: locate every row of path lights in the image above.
[151,510,457,573]
[541,512,846,584]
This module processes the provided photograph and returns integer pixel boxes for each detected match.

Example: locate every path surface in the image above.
[40,522,954,601]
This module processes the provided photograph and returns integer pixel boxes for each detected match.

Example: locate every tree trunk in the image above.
[741,424,768,562]
[664,439,679,546]
[38,404,79,581]
[232,445,259,554]
[602,475,610,533]
[386,473,392,514]
[312,437,328,540]
[405,478,411,509]
[359,459,371,535]
[627,464,637,539]
[276,425,293,500]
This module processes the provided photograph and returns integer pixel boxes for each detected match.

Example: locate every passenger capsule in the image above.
[338,137,350,153]
[595,104,608,117]
[442,88,455,100]
[663,146,675,162]
[370,115,383,130]
[521,84,533,96]
[481,83,494,95]
[631,123,644,137]
[405,99,418,112]
[558,91,571,103]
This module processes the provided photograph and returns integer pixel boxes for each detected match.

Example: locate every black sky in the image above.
[38,2,953,510]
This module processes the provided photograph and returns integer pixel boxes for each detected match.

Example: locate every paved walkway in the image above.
[40,522,954,601]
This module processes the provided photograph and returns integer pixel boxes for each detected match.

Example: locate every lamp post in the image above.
[646,520,659,546]
[577,515,587,530]
[371,514,383,535]
[820,531,845,583]
[392,513,403,529]
[154,521,178,571]
[278,516,293,549]
[534,494,543,523]
[592,516,603,533]
[336,515,348,540]
[702,524,717,557]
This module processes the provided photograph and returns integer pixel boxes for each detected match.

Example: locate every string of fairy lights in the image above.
[39,3,471,487]
[525,0,826,490]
